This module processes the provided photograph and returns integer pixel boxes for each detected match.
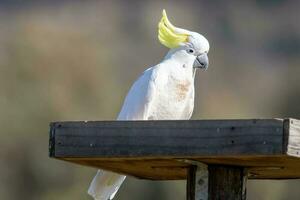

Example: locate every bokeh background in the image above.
[1,0,300,199]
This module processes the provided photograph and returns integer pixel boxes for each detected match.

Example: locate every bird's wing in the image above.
[117,66,163,120]
[88,65,165,200]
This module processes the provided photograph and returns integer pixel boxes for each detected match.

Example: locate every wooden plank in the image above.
[285,119,300,157]
[59,155,300,180]
[49,119,300,180]
[51,119,283,157]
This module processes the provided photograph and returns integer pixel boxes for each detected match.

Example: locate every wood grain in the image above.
[208,165,247,200]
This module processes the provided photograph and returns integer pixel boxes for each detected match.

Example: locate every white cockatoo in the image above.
[88,9,210,200]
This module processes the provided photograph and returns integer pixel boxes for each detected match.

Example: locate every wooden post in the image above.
[187,165,197,200]
[208,165,247,200]
[187,164,247,200]
[187,163,208,200]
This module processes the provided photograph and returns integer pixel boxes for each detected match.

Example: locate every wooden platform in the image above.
[49,118,300,180]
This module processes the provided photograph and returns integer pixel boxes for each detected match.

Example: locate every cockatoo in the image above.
[88,9,210,200]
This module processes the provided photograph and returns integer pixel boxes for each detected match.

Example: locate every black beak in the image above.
[193,53,209,70]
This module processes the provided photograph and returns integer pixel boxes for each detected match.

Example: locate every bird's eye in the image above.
[187,49,194,54]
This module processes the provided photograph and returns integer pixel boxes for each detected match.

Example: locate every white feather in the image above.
[88,170,126,200]
[88,48,197,200]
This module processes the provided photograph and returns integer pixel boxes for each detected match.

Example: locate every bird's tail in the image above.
[88,170,126,200]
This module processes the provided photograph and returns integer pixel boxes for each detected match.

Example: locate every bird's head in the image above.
[158,9,209,70]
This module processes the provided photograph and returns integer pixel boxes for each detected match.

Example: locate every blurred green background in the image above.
[0,0,300,199]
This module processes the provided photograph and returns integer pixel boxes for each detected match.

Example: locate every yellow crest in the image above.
[158,9,189,48]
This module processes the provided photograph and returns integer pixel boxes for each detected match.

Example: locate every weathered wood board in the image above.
[49,119,300,180]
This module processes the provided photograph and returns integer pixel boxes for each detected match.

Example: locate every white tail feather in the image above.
[88,170,126,200]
